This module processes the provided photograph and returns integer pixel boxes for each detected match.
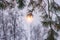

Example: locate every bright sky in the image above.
[2,0,60,40]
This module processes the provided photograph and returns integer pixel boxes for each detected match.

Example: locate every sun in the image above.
[26,13,33,23]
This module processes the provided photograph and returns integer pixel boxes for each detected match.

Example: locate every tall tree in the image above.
[42,0,60,40]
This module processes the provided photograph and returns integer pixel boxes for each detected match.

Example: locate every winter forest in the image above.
[0,0,60,40]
